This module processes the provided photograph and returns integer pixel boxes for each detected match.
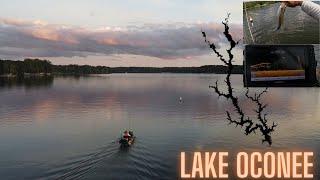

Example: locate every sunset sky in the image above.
[0,0,244,67]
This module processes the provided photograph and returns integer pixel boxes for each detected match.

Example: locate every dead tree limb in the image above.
[202,14,277,145]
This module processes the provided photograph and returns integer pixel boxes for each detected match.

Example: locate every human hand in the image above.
[284,1,303,7]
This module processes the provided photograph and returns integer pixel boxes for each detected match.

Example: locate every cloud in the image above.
[0,17,243,59]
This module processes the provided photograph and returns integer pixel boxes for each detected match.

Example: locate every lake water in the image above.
[0,74,319,179]
[243,2,320,44]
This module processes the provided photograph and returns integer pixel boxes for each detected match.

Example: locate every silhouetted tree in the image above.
[202,14,277,145]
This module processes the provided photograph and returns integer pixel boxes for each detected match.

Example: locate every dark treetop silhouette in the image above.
[202,14,277,145]
[0,59,243,76]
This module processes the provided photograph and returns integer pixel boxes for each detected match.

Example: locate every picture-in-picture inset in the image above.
[243,1,320,44]
[244,45,318,87]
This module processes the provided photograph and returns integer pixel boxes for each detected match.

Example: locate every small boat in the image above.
[119,131,135,147]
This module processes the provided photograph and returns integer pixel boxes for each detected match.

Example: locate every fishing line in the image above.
[244,3,255,44]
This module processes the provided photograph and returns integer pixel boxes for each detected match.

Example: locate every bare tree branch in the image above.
[201,14,277,145]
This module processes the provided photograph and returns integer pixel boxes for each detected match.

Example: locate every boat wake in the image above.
[39,141,118,180]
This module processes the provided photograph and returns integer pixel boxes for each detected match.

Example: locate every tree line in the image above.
[0,59,52,76]
[110,65,242,74]
[0,59,243,76]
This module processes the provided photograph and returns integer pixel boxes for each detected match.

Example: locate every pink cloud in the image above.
[0,17,243,59]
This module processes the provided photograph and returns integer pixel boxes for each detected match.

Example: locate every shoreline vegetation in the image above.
[243,1,277,10]
[0,59,243,77]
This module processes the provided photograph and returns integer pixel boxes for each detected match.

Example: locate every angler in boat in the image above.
[119,130,135,147]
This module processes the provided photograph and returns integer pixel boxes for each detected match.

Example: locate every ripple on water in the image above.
[40,141,118,180]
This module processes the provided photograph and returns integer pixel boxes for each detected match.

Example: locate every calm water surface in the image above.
[244,2,320,44]
[0,74,319,179]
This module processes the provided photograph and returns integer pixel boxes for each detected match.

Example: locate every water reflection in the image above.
[0,74,319,179]
[0,76,53,89]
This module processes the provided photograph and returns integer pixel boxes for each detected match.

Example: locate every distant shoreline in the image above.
[0,59,243,76]
[0,70,243,77]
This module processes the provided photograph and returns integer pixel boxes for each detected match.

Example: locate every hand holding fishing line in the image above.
[277,0,319,30]
[284,1,303,7]
[285,1,320,20]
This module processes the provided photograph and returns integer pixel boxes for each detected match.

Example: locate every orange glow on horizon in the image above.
[98,38,120,45]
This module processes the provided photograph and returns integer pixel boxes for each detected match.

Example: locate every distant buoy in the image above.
[179,97,183,102]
